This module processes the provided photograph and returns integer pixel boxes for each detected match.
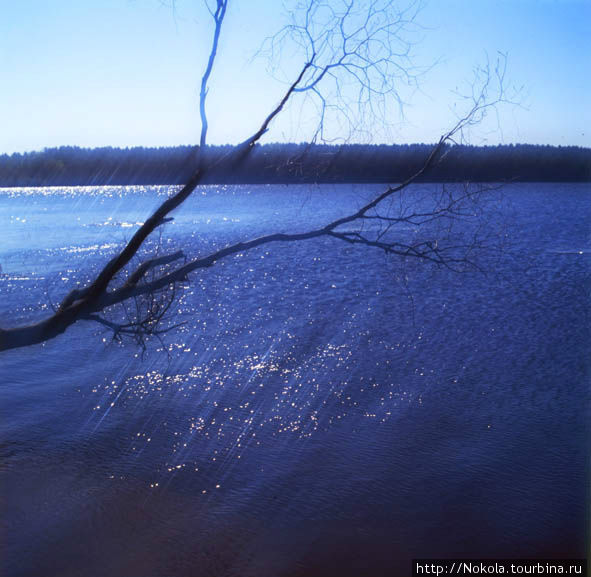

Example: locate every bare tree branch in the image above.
[264,0,427,141]
[199,0,228,150]
[0,2,511,353]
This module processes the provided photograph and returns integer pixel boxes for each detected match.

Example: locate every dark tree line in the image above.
[1,143,589,187]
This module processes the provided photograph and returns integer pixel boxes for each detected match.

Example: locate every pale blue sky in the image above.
[0,0,589,153]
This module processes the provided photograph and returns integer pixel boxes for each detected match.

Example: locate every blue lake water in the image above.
[0,183,589,576]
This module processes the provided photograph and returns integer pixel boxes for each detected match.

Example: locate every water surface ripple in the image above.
[0,183,589,576]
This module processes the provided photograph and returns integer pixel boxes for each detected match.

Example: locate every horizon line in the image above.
[3,141,591,156]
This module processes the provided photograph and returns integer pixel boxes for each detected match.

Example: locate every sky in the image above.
[0,0,589,153]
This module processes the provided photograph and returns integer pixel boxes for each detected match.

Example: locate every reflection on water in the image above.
[0,183,589,576]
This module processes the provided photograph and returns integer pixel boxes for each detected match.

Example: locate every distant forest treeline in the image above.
[1,143,590,187]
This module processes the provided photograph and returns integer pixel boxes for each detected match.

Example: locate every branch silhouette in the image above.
[0,1,510,352]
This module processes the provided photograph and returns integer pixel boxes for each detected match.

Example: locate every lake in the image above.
[0,183,589,576]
